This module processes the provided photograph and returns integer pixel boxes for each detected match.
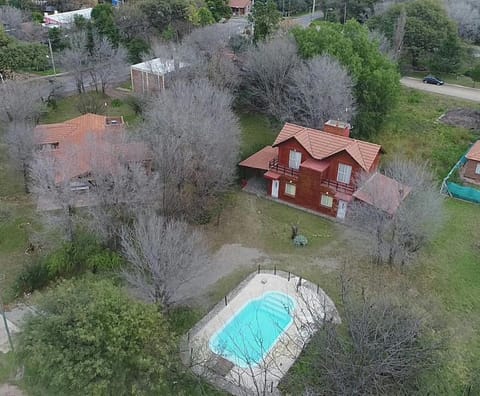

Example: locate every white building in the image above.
[43,8,92,28]
[130,58,188,94]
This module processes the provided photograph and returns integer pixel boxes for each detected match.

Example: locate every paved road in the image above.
[291,11,324,27]
[401,77,480,103]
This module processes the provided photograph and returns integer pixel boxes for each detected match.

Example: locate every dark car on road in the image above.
[423,75,444,85]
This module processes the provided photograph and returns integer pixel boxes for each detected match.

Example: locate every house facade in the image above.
[229,0,251,15]
[239,121,383,219]
[462,140,480,183]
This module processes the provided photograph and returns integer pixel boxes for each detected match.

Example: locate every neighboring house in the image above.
[240,121,407,219]
[229,0,251,15]
[130,58,188,94]
[462,140,480,184]
[43,8,92,28]
[34,113,150,192]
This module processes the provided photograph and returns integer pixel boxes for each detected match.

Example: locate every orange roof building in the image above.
[462,140,480,183]
[240,121,406,219]
[34,114,150,185]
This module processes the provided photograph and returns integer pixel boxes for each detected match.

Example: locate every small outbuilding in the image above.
[130,58,187,94]
[463,140,480,184]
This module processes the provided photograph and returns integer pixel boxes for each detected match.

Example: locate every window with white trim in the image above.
[320,194,333,207]
[285,183,296,196]
[337,163,352,184]
[289,150,302,170]
[476,163,480,175]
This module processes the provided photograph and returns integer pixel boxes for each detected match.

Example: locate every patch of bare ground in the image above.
[0,384,24,396]
[439,108,480,132]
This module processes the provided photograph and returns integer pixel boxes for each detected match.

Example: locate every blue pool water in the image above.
[209,291,296,368]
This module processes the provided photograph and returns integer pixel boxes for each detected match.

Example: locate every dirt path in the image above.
[173,243,341,305]
[401,77,480,103]
[0,384,24,396]
[173,244,271,303]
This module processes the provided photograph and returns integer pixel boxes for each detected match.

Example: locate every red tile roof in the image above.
[300,158,330,172]
[34,114,149,183]
[229,0,251,8]
[353,172,411,215]
[273,123,381,171]
[466,140,480,162]
[239,146,278,171]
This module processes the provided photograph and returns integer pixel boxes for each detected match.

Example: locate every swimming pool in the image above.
[209,291,296,368]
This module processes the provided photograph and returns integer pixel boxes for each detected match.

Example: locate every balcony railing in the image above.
[268,157,299,178]
[321,179,355,194]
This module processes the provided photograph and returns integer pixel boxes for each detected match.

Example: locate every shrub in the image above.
[293,234,308,247]
[13,260,51,297]
[110,98,123,107]
[86,251,123,273]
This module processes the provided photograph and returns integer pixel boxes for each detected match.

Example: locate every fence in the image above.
[440,147,480,204]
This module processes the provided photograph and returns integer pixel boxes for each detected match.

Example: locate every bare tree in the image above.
[86,133,156,249]
[58,31,90,93]
[3,121,36,191]
[28,149,80,242]
[114,3,152,44]
[0,6,23,32]
[444,0,480,43]
[0,80,47,125]
[285,55,356,129]
[88,35,129,94]
[241,34,300,119]
[348,158,444,266]
[302,283,441,395]
[139,79,240,220]
[120,210,209,309]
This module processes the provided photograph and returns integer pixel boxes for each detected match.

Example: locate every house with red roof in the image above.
[462,140,480,184]
[34,113,151,192]
[229,0,251,15]
[240,121,407,219]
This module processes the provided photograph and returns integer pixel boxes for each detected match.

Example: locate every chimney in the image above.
[323,120,351,137]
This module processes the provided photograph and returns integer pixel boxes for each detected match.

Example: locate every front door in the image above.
[271,180,279,198]
[337,200,347,219]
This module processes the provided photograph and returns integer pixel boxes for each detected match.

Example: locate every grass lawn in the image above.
[40,93,138,125]
[238,111,281,160]
[374,87,478,178]
[0,141,35,303]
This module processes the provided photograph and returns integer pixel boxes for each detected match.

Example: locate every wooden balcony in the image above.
[268,157,299,178]
[321,179,355,194]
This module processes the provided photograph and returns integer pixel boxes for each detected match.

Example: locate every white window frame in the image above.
[289,150,302,170]
[285,183,296,196]
[337,163,352,184]
[320,194,333,207]
[475,162,480,175]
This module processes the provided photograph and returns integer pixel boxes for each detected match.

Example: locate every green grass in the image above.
[410,199,480,392]
[41,93,138,125]
[237,111,280,160]
[374,88,477,178]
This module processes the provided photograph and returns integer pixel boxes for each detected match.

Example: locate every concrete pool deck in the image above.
[182,271,340,395]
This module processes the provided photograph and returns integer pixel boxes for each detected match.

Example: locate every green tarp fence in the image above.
[446,181,480,204]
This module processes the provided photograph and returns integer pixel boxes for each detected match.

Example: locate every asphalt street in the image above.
[400,77,480,103]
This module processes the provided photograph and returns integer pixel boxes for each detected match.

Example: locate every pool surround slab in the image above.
[183,271,340,396]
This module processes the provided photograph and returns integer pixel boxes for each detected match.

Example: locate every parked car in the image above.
[423,75,444,85]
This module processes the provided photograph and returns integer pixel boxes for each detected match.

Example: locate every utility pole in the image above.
[0,275,13,352]
[311,0,316,21]
[47,38,57,78]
